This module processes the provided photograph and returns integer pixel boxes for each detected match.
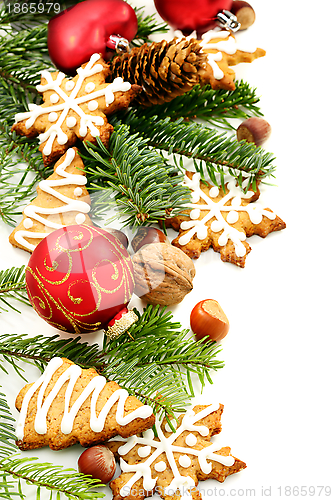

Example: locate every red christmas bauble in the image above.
[25,225,135,334]
[48,0,138,74]
[153,0,233,34]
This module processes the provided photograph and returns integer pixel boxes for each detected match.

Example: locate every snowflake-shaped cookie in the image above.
[167,171,286,267]
[12,53,141,166]
[108,403,245,500]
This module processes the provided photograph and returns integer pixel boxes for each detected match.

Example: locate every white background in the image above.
[0,0,332,499]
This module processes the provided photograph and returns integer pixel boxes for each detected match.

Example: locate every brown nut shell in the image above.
[131,227,169,253]
[132,242,195,306]
[190,299,229,342]
[231,1,256,30]
[236,117,271,147]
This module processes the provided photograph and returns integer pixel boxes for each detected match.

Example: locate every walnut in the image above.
[132,242,196,306]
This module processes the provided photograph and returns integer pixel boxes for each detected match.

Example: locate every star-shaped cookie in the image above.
[166,171,286,267]
[108,403,246,500]
[199,29,266,91]
[12,53,141,166]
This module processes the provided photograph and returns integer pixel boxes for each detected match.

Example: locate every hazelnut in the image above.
[131,227,169,253]
[106,228,128,248]
[190,299,229,342]
[231,1,256,30]
[236,117,271,147]
[78,445,116,484]
[132,242,195,306]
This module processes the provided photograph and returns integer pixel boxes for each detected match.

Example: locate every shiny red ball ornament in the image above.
[48,0,138,74]
[25,225,135,334]
[153,0,233,34]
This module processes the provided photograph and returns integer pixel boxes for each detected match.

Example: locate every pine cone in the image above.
[109,38,208,107]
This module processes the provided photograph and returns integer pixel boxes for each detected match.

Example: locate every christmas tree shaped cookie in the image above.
[12,53,141,166]
[108,403,246,500]
[199,30,266,91]
[9,148,93,253]
[15,357,155,451]
[167,171,286,267]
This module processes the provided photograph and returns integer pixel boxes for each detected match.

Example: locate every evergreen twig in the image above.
[0,389,105,499]
[0,305,224,416]
[132,82,263,130]
[80,127,191,226]
[113,112,275,191]
[0,266,29,314]
[132,6,169,46]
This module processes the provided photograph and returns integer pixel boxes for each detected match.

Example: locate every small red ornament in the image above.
[47,0,137,74]
[153,0,239,34]
[25,225,135,334]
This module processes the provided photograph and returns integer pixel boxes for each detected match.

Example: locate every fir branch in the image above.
[132,6,169,46]
[113,112,276,190]
[80,126,191,226]
[132,82,263,130]
[0,388,105,499]
[0,0,70,29]
[0,457,105,500]
[0,306,224,416]
[0,391,17,460]
[0,23,51,89]
[0,125,50,226]
[0,266,29,314]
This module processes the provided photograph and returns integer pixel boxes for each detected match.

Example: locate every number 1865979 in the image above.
[6,2,61,14]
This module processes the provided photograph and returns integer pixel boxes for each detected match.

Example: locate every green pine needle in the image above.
[80,127,191,226]
[0,388,105,499]
[131,82,263,130]
[0,266,29,313]
[114,111,275,191]
[133,6,169,45]
[0,305,224,416]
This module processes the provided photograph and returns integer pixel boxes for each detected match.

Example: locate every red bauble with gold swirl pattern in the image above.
[25,225,134,334]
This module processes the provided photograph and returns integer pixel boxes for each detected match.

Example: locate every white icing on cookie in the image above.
[185,433,197,447]
[109,402,235,497]
[14,53,131,156]
[23,218,33,229]
[138,446,151,458]
[178,172,276,258]
[154,461,166,472]
[200,29,258,80]
[16,357,153,441]
[66,116,77,128]
[179,454,191,468]
[13,148,90,252]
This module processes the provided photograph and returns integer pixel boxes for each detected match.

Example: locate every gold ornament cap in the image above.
[105,308,138,340]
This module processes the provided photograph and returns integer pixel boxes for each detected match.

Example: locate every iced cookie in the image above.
[108,403,246,500]
[12,53,141,166]
[15,357,155,451]
[166,171,286,267]
[199,30,266,91]
[9,148,93,253]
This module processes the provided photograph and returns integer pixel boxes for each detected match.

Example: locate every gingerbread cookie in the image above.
[9,148,93,253]
[108,403,246,500]
[199,29,266,91]
[12,53,141,166]
[166,171,286,267]
[15,357,155,451]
